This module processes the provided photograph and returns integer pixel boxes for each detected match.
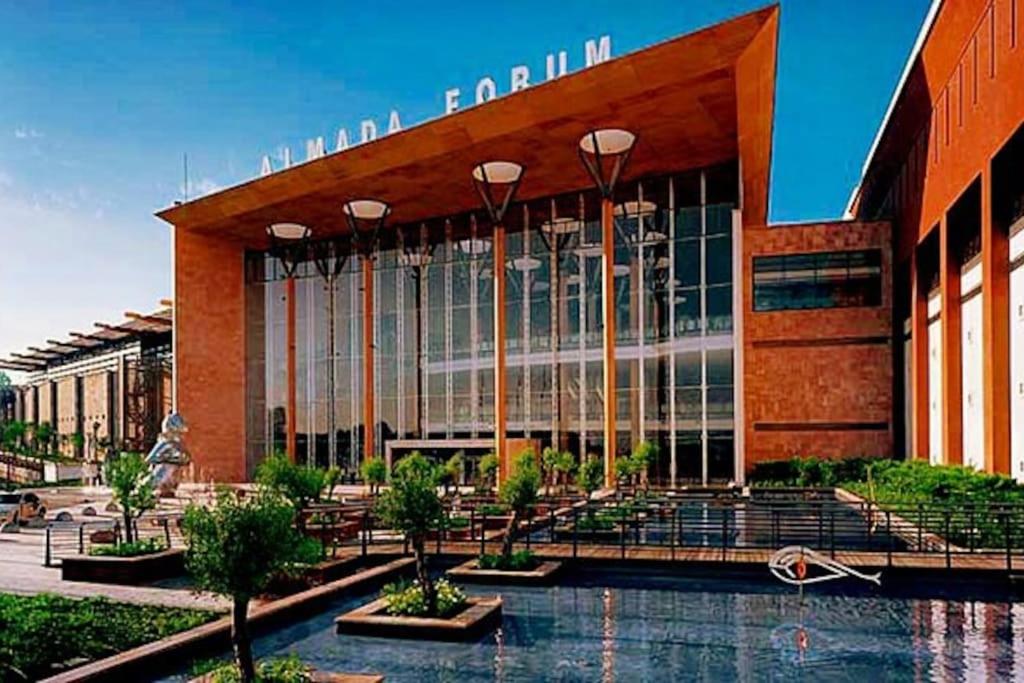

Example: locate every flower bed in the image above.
[0,592,217,681]
[88,537,166,558]
[62,547,185,584]
[448,551,563,585]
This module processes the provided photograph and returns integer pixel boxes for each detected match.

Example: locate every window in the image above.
[753,249,882,312]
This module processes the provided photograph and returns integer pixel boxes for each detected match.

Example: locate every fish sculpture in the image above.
[768,545,881,586]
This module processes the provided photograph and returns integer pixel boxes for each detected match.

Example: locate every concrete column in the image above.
[286,277,297,461]
[940,215,963,465]
[910,244,931,460]
[981,168,1011,474]
[602,197,618,486]
[363,256,376,460]
[493,222,508,484]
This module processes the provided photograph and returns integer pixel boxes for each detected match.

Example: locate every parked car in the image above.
[0,491,46,525]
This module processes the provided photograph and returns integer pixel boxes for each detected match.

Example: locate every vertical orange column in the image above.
[363,255,376,461]
[601,197,617,487]
[493,222,508,485]
[940,216,963,465]
[910,245,930,460]
[286,277,297,462]
[981,169,1010,474]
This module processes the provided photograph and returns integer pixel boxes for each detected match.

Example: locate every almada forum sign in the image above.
[259,35,612,177]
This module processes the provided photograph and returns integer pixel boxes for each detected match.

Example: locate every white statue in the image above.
[145,412,191,497]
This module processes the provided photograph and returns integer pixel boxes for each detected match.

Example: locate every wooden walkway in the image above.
[358,540,1022,573]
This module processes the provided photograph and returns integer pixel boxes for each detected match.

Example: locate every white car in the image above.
[0,491,46,526]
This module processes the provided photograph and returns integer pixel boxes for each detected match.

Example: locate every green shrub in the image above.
[478,549,537,571]
[577,515,615,531]
[445,515,470,530]
[360,456,387,497]
[381,579,466,618]
[256,453,327,530]
[105,452,156,544]
[477,503,508,516]
[477,453,499,492]
[193,654,312,683]
[88,537,166,558]
[0,593,216,681]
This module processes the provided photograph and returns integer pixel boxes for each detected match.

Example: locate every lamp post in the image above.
[267,222,312,463]
[472,161,523,486]
[343,199,390,465]
[578,128,636,487]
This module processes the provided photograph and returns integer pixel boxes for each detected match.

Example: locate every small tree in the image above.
[376,453,443,615]
[498,451,541,562]
[631,440,658,491]
[33,422,54,460]
[615,456,637,490]
[361,456,387,498]
[477,452,499,493]
[1,420,26,454]
[578,454,603,499]
[323,466,342,502]
[104,452,156,543]
[442,452,464,496]
[182,488,311,683]
[540,447,560,496]
[554,450,576,495]
[255,452,326,532]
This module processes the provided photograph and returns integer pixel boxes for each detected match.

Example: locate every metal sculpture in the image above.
[769,545,881,586]
[145,412,191,497]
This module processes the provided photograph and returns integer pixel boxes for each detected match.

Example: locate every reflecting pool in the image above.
[168,570,1024,682]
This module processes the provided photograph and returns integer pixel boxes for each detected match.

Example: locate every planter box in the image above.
[336,596,502,641]
[447,558,563,585]
[193,670,382,682]
[265,556,362,597]
[61,548,185,584]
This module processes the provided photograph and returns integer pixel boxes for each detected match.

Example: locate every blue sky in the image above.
[0,0,930,380]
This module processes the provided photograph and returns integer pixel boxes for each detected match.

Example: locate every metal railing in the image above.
[43,514,184,567]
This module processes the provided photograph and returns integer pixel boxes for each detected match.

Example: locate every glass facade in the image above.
[752,249,883,312]
[246,162,739,484]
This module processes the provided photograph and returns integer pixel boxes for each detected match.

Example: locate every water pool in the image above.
[168,570,1024,682]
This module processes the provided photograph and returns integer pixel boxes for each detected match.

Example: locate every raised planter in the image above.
[193,669,382,682]
[447,558,563,585]
[264,556,362,597]
[61,548,185,584]
[335,596,502,641]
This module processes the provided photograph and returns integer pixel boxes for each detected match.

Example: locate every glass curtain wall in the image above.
[245,161,738,483]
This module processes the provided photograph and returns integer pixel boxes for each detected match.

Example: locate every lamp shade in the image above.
[267,222,311,240]
[472,161,523,184]
[343,199,390,220]
[579,129,636,156]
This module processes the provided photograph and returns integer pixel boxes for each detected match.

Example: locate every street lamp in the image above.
[266,222,311,277]
[578,128,636,487]
[342,198,390,464]
[472,160,524,486]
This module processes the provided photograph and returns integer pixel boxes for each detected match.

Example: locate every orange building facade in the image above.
[850,0,1024,477]
[158,2,1018,485]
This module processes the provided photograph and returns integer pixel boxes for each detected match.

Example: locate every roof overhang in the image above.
[157,5,779,243]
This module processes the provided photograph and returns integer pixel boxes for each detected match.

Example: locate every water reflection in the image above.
[163,575,1024,682]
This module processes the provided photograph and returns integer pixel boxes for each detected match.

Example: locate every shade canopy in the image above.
[157,5,778,243]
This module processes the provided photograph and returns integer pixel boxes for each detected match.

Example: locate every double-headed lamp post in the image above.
[578,128,637,487]
[343,199,390,465]
[472,161,523,487]
[267,222,312,462]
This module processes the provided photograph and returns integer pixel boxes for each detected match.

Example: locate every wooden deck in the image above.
[356,540,1021,574]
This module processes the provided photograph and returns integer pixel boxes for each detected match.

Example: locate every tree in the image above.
[33,422,54,459]
[323,466,342,502]
[477,452,499,493]
[498,451,541,562]
[1,420,26,454]
[255,452,326,532]
[553,450,576,495]
[360,456,387,498]
[540,447,560,495]
[577,454,603,499]
[182,488,312,683]
[441,452,464,496]
[375,453,443,616]
[615,456,637,490]
[104,452,156,543]
[631,440,658,491]
[0,371,10,391]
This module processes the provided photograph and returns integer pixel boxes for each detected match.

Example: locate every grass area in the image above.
[88,537,167,558]
[749,457,1024,548]
[0,593,220,681]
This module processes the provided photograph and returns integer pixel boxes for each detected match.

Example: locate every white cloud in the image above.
[13,127,43,140]
[180,177,222,200]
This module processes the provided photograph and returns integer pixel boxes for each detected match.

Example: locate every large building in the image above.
[848,0,1024,479]
[156,1,1020,485]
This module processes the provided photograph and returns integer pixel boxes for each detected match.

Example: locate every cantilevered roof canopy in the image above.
[157,5,778,242]
[0,305,172,373]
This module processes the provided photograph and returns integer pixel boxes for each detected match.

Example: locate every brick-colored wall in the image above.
[82,372,111,442]
[37,382,54,425]
[742,220,893,470]
[176,227,248,482]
